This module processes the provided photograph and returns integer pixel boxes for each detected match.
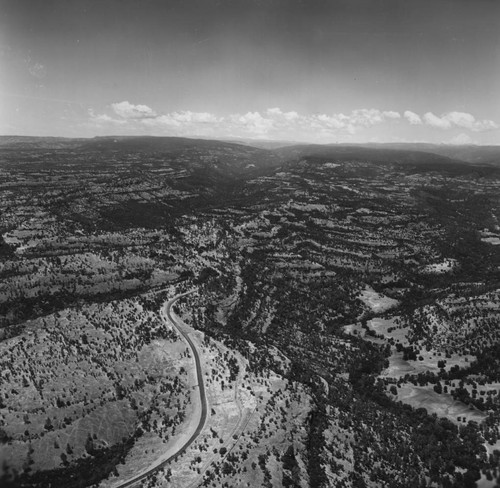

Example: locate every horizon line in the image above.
[0,134,499,147]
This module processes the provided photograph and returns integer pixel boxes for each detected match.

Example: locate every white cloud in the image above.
[351,109,383,127]
[284,111,299,121]
[266,108,300,121]
[88,109,126,125]
[404,110,422,125]
[423,112,452,129]
[315,114,346,129]
[86,106,413,140]
[140,111,220,132]
[112,101,157,119]
[228,108,401,138]
[234,112,274,135]
[266,107,282,116]
[444,111,498,132]
[382,110,401,120]
[86,103,497,141]
[141,115,181,128]
[94,114,114,123]
[423,111,498,132]
[348,109,401,127]
[445,111,476,129]
[170,111,219,123]
[237,111,265,124]
[475,119,498,131]
[449,133,475,145]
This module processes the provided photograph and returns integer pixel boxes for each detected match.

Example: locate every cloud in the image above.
[266,108,299,121]
[266,107,282,116]
[382,111,401,120]
[232,109,400,138]
[141,115,181,128]
[314,114,346,130]
[140,111,220,131]
[449,133,475,145]
[444,111,497,132]
[404,110,422,125]
[87,103,497,141]
[112,101,157,119]
[88,109,126,125]
[232,112,275,135]
[349,109,400,127]
[171,111,219,123]
[423,112,452,129]
[94,114,114,123]
[423,111,498,132]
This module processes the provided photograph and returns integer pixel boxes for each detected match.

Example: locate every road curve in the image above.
[113,291,207,488]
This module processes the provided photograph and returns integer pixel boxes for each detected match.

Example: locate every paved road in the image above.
[114,291,207,488]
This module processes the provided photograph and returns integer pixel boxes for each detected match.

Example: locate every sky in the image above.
[1,0,499,144]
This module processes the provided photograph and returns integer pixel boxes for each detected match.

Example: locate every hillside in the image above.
[0,138,499,487]
[353,143,500,167]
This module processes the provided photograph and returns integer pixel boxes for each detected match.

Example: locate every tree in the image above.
[44,417,53,431]
[85,434,95,455]
[60,452,68,466]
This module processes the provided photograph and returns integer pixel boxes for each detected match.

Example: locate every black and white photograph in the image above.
[0,1,499,487]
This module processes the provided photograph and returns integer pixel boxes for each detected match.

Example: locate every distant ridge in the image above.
[77,135,268,153]
[352,142,500,166]
[273,143,463,166]
[221,138,298,150]
[0,135,285,180]
[0,135,88,149]
[0,135,276,153]
[1,135,499,167]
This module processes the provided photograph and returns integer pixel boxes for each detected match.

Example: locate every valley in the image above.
[0,136,499,487]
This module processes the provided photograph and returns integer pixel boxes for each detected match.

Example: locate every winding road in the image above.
[114,291,208,488]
